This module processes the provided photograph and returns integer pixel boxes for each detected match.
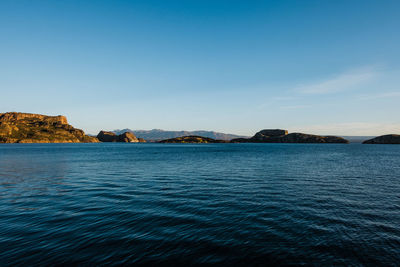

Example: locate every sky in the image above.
[1,0,400,136]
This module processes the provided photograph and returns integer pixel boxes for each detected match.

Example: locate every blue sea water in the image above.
[0,143,399,265]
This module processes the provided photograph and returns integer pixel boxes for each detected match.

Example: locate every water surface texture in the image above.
[0,143,399,265]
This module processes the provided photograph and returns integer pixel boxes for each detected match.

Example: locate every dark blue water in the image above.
[0,143,399,265]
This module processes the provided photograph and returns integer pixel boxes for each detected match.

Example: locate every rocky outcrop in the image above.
[253,129,288,140]
[250,129,289,142]
[363,134,400,144]
[231,129,349,143]
[117,132,139,142]
[97,131,140,143]
[158,135,227,143]
[0,112,98,143]
[97,131,118,142]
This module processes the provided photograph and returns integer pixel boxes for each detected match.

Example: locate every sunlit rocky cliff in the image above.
[0,112,98,143]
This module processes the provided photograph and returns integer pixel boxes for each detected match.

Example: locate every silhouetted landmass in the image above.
[97,131,145,143]
[231,129,349,143]
[363,134,400,144]
[158,135,228,143]
[113,129,247,141]
[342,136,375,143]
[0,112,98,143]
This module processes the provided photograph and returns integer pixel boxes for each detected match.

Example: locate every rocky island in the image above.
[363,134,400,144]
[231,129,349,143]
[157,130,348,144]
[0,112,98,143]
[97,130,145,143]
[158,136,228,143]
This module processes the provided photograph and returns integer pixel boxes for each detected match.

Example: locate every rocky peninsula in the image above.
[0,112,98,143]
[230,129,349,143]
[363,134,400,144]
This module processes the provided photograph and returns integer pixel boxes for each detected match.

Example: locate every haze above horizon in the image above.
[1,0,399,136]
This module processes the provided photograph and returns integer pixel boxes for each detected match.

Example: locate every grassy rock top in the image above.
[0,112,68,125]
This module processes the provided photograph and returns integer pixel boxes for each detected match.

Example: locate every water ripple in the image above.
[0,143,399,265]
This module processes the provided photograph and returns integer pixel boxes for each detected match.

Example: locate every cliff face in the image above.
[231,129,349,143]
[363,134,400,144]
[96,131,140,142]
[158,135,227,143]
[0,112,98,143]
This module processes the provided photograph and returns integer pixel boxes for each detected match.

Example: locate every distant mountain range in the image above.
[112,129,248,141]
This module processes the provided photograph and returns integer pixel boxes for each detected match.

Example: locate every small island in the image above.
[97,130,146,143]
[363,134,400,144]
[230,129,349,143]
[158,135,228,143]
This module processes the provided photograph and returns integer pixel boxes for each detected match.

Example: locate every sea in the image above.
[0,143,399,265]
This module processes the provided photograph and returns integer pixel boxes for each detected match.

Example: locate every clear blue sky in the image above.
[1,0,399,135]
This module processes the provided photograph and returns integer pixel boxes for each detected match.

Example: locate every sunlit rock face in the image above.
[0,112,68,125]
[117,132,139,143]
[0,112,98,143]
[363,134,400,144]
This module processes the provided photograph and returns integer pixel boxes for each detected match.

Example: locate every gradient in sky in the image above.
[1,0,399,135]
